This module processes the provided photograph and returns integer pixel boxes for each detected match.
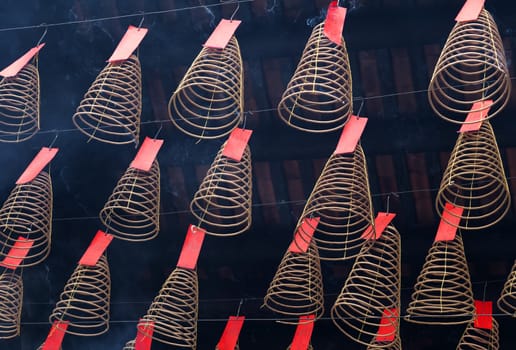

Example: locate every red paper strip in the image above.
[177,225,206,270]
[78,230,114,266]
[455,0,485,22]
[361,212,396,240]
[130,137,164,171]
[290,315,315,350]
[289,217,320,253]
[16,147,59,185]
[216,316,245,350]
[334,116,368,155]
[42,321,69,350]
[0,237,34,269]
[323,2,347,45]
[204,19,242,49]
[435,203,463,242]
[474,300,493,330]
[376,308,398,342]
[222,128,253,162]
[458,100,493,133]
[0,43,45,78]
[108,25,148,62]
[135,320,154,350]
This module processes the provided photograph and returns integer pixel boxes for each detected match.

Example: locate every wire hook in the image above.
[356,97,365,117]
[230,1,240,22]
[48,130,59,149]
[153,122,163,139]
[236,298,244,316]
[137,12,145,29]
[36,24,48,46]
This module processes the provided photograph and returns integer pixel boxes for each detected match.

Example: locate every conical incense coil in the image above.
[296,144,374,261]
[49,254,111,336]
[0,63,39,142]
[367,336,402,350]
[456,318,499,349]
[428,9,511,124]
[0,171,52,267]
[263,240,324,323]
[405,234,475,325]
[100,160,160,242]
[0,272,23,339]
[277,22,352,133]
[497,260,516,317]
[190,142,252,237]
[72,55,141,145]
[168,36,243,140]
[436,121,510,230]
[140,267,198,348]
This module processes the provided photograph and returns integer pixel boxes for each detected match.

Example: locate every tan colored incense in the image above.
[456,318,499,349]
[0,271,23,339]
[497,260,516,317]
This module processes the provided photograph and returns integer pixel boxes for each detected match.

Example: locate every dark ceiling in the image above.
[0,0,515,349]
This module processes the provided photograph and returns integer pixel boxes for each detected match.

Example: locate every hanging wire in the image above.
[36,24,47,46]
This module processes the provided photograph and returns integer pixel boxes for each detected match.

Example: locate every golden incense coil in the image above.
[436,121,510,230]
[497,260,516,317]
[168,36,243,140]
[100,160,160,242]
[72,55,142,145]
[190,142,252,237]
[0,63,39,142]
[456,317,499,349]
[428,9,511,124]
[49,254,111,336]
[277,22,352,133]
[0,171,52,267]
[0,272,23,339]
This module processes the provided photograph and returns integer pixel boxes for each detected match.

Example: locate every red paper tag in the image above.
[204,19,242,49]
[323,2,347,45]
[0,43,45,78]
[108,25,148,62]
[376,308,398,342]
[435,203,463,242]
[222,128,253,162]
[361,212,396,240]
[290,315,315,350]
[334,116,368,155]
[455,0,485,22]
[135,320,154,350]
[42,321,69,350]
[0,237,34,269]
[474,300,493,330]
[130,137,164,171]
[289,217,320,253]
[458,100,493,133]
[176,225,206,270]
[78,230,114,266]
[216,316,245,350]
[16,147,59,185]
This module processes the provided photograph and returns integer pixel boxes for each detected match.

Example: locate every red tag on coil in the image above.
[216,316,245,350]
[176,225,206,270]
[474,300,493,330]
[42,321,69,350]
[204,19,241,49]
[130,137,164,171]
[375,308,398,342]
[135,320,154,350]
[16,147,59,185]
[289,217,320,253]
[455,0,485,22]
[362,212,396,240]
[334,116,368,155]
[290,315,315,350]
[78,230,114,266]
[0,237,34,269]
[435,203,463,242]
[323,2,347,45]
[0,43,45,78]
[222,128,253,162]
[458,100,493,133]
[108,25,148,62]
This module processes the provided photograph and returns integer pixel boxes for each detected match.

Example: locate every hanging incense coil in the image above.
[331,225,401,347]
[168,36,243,140]
[295,144,374,261]
[0,63,39,142]
[72,55,141,145]
[140,267,198,348]
[405,234,475,325]
[428,9,511,124]
[100,160,160,242]
[0,171,52,267]
[190,142,252,237]
[0,272,23,339]
[49,254,111,336]
[263,240,324,323]
[367,335,402,350]
[497,260,516,317]
[435,121,510,230]
[456,317,499,349]
[277,22,352,133]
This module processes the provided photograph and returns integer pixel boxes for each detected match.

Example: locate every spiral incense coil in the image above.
[367,335,402,350]
[456,317,499,349]
[295,144,374,261]
[49,254,111,336]
[140,267,198,348]
[277,22,352,133]
[497,260,516,317]
[168,36,243,140]
[331,225,401,347]
[0,171,52,267]
[0,63,39,142]
[435,121,510,230]
[72,55,141,145]
[428,9,511,124]
[122,340,135,350]
[263,240,324,323]
[0,272,23,339]
[190,142,252,237]
[405,234,475,325]
[100,160,160,242]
